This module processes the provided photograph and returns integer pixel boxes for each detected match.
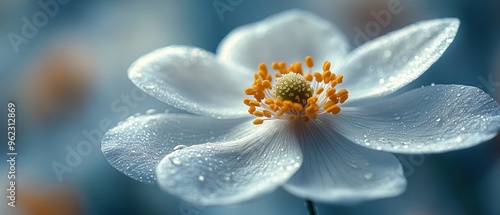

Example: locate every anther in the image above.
[253,119,264,125]
[323,61,331,71]
[305,56,314,68]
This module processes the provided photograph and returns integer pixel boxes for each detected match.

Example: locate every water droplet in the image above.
[145,109,157,115]
[172,145,187,151]
[198,175,205,181]
[205,145,213,149]
[364,172,373,180]
[378,137,388,143]
[171,157,182,166]
[379,78,385,84]
[460,127,465,131]
[394,116,401,120]
[384,50,392,57]
[364,139,371,146]
[436,118,441,122]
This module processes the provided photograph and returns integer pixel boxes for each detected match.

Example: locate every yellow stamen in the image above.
[253,111,264,117]
[316,87,324,95]
[323,61,331,71]
[248,106,256,114]
[253,119,264,125]
[304,73,313,82]
[243,56,349,124]
[263,110,272,118]
[258,63,268,73]
[293,103,303,111]
[305,56,314,68]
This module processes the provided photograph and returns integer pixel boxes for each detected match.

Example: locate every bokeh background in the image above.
[1,0,499,215]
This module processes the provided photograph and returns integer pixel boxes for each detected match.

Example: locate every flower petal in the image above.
[283,115,406,203]
[128,46,253,118]
[341,18,460,102]
[335,85,500,153]
[217,10,349,71]
[156,120,302,206]
[101,113,248,184]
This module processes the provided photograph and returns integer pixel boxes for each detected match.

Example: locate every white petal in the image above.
[156,120,302,206]
[217,9,349,71]
[283,115,406,203]
[335,85,500,153]
[128,46,253,118]
[101,113,248,184]
[341,18,460,102]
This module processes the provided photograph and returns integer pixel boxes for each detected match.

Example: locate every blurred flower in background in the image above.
[1,0,499,215]
[19,39,93,124]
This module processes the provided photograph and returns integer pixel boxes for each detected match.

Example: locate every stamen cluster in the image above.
[243,56,349,125]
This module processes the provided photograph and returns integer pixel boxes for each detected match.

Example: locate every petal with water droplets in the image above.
[156,120,302,206]
[128,46,253,118]
[101,113,248,184]
[335,85,500,153]
[341,18,460,102]
[283,115,406,203]
[217,9,349,71]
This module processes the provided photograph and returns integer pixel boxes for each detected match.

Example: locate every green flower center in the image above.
[272,73,313,105]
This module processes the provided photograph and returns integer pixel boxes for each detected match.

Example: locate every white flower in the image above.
[101,10,500,205]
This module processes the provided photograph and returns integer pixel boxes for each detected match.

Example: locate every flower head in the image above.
[101,10,500,205]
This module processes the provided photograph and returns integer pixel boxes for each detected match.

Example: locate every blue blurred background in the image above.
[1,0,499,214]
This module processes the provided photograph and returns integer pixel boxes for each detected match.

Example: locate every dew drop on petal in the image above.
[145,109,157,115]
[222,174,231,181]
[198,175,205,182]
[170,157,182,166]
[383,50,392,58]
[363,172,373,180]
[172,145,187,152]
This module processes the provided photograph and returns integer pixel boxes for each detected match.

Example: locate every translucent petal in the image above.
[101,113,249,184]
[335,85,500,153]
[128,46,253,118]
[156,120,302,206]
[341,18,460,102]
[283,115,406,203]
[217,9,349,71]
